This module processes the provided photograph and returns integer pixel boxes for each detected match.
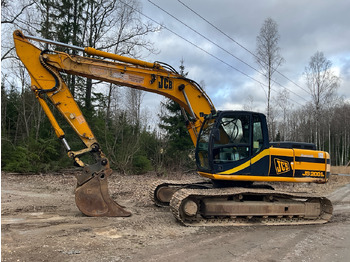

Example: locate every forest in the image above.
[1,0,349,174]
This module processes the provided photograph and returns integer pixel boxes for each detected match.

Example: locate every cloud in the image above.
[139,0,350,116]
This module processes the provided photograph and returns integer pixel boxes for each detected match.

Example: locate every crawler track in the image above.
[170,188,333,226]
[149,179,210,207]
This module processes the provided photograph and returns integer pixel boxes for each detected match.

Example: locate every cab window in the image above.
[213,115,250,163]
[252,115,263,154]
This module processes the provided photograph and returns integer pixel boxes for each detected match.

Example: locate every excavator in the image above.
[13,30,332,226]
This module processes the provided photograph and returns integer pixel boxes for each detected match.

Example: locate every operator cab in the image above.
[195,111,269,175]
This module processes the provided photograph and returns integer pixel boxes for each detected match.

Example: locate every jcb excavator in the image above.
[13,30,332,226]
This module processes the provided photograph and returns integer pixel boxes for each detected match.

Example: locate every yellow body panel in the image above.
[200,147,329,183]
[199,172,327,183]
[269,147,294,157]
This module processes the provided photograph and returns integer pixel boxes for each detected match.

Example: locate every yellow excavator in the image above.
[13,30,332,226]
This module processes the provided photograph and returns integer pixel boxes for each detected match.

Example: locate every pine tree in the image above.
[38,0,56,42]
[54,0,86,98]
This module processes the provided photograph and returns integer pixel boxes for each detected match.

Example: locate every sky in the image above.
[135,0,350,117]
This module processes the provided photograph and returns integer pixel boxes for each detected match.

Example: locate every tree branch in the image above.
[1,2,35,24]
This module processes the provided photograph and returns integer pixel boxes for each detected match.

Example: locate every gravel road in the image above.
[2,172,350,262]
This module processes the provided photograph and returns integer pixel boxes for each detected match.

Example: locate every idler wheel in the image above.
[183,199,198,217]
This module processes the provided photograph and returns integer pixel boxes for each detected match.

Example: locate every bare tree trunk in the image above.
[85,78,92,110]
[35,106,43,141]
[20,69,30,138]
[255,17,284,137]
[106,83,114,121]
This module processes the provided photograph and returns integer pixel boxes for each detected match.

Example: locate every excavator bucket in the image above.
[75,170,131,217]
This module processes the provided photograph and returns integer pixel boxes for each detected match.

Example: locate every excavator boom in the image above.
[13,30,214,217]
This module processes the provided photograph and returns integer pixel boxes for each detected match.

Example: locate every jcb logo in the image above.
[274,158,290,175]
[158,76,173,90]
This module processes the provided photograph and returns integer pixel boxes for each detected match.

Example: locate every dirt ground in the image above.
[2,170,350,262]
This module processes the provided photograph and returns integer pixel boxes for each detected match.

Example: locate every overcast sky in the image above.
[136,0,350,117]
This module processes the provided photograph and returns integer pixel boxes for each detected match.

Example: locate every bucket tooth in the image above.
[75,175,131,217]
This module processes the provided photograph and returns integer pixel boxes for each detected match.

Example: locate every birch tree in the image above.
[304,51,339,149]
[255,17,284,135]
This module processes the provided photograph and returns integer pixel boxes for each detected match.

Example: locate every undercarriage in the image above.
[150,180,333,226]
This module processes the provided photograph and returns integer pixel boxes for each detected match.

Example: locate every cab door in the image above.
[211,112,252,175]
[250,113,270,176]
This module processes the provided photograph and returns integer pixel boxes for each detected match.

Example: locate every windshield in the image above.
[212,115,250,163]
[219,117,243,144]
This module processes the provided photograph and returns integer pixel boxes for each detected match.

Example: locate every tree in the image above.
[255,17,284,135]
[1,0,162,173]
[38,0,56,41]
[125,88,144,127]
[273,88,290,141]
[53,0,86,97]
[304,51,339,149]
[1,0,36,61]
[158,59,193,169]
[79,0,158,111]
[1,0,34,25]
[243,95,254,111]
